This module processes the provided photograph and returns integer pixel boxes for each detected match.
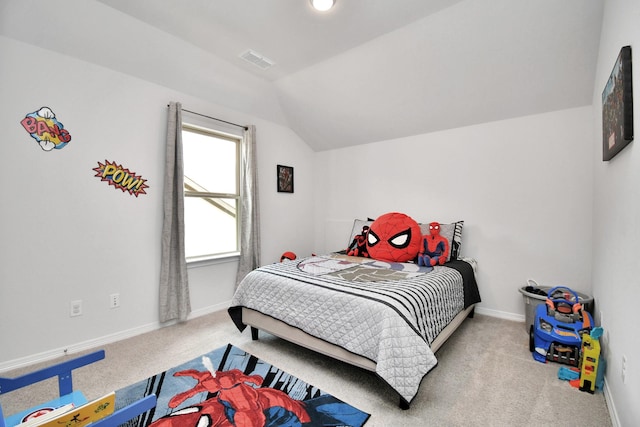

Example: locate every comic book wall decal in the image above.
[93,160,149,197]
[21,107,71,151]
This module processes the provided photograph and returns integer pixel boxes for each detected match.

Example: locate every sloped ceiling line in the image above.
[2,0,604,151]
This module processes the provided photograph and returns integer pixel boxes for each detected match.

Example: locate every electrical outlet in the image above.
[622,355,627,384]
[70,300,82,317]
[110,293,120,309]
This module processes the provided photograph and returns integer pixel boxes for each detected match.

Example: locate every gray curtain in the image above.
[159,102,191,322]
[236,125,261,287]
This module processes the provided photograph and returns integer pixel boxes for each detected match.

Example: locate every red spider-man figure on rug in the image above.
[417,222,450,267]
[149,357,310,427]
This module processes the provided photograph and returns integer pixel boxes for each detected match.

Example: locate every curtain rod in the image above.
[167,104,248,130]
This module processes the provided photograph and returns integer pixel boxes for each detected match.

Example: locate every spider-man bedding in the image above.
[228,253,480,407]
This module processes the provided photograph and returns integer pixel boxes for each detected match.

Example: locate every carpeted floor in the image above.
[0,311,612,426]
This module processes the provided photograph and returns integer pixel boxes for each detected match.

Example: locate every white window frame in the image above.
[182,122,241,265]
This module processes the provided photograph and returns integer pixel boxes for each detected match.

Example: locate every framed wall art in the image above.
[602,45,633,161]
[277,164,294,193]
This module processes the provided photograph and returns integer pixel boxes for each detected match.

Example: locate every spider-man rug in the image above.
[114,343,370,427]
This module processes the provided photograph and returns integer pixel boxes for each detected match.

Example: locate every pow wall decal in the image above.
[20,107,71,151]
[93,160,149,197]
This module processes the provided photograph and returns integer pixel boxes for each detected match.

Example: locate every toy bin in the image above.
[519,283,593,333]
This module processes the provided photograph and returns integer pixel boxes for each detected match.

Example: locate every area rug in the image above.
[115,343,370,427]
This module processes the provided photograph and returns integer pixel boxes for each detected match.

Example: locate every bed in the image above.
[228,219,481,409]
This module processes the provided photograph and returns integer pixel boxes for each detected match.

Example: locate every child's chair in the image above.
[0,350,156,427]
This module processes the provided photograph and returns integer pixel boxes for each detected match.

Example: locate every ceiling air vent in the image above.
[240,50,274,70]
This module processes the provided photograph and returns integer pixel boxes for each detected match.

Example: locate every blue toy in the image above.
[529,286,593,366]
[557,366,580,381]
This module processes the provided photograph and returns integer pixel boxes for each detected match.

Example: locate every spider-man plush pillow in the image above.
[366,212,422,263]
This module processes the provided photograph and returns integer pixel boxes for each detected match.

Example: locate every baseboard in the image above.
[475,306,524,322]
[603,377,621,427]
[0,301,231,373]
[188,301,229,319]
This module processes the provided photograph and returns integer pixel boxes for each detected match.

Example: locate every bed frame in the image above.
[242,304,476,409]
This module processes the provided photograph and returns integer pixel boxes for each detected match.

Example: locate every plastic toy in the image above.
[557,366,580,381]
[579,327,602,393]
[530,286,593,366]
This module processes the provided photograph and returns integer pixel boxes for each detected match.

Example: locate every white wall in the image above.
[314,107,595,318]
[0,35,315,367]
[0,1,632,422]
[591,0,639,425]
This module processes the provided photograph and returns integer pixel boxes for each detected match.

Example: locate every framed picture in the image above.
[602,46,634,161]
[277,164,294,193]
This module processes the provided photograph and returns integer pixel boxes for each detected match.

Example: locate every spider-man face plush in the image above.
[366,212,422,262]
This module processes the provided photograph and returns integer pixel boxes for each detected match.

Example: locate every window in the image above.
[182,123,240,260]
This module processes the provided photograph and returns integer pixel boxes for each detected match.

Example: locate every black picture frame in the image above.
[602,46,634,161]
[277,164,294,193]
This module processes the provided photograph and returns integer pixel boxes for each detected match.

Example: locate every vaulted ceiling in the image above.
[2,0,604,151]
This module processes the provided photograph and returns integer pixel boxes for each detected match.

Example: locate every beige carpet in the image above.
[0,311,612,426]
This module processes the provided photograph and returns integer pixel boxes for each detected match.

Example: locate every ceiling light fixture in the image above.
[310,0,336,12]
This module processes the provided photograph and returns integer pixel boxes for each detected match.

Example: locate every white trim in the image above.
[187,253,239,268]
[474,306,524,322]
[603,377,621,427]
[188,301,230,319]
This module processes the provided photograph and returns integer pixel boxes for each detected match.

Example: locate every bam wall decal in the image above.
[93,160,149,197]
[20,107,71,151]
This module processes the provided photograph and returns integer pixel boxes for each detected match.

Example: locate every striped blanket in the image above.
[229,254,480,405]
